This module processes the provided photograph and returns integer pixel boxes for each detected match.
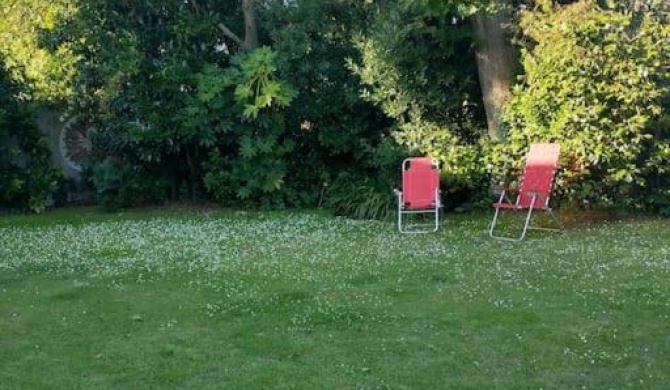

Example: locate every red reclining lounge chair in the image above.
[489,143,563,241]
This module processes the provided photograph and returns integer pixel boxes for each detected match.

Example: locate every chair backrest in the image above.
[402,157,440,209]
[516,143,560,208]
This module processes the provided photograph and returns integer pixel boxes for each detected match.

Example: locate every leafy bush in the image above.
[0,0,78,103]
[201,48,297,208]
[262,0,396,211]
[324,175,396,221]
[494,2,670,210]
[351,1,489,204]
[90,159,168,212]
[0,59,61,213]
[53,0,239,208]
[322,137,407,220]
[55,2,307,210]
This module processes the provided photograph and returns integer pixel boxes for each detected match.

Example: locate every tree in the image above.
[0,0,79,103]
[38,0,308,209]
[51,0,243,205]
[218,0,259,51]
[471,5,516,141]
[361,0,513,142]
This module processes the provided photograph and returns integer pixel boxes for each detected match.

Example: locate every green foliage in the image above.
[495,2,670,209]
[90,158,168,212]
[0,58,62,213]
[598,0,670,21]
[262,0,398,212]
[55,0,240,206]
[324,174,396,220]
[323,137,407,220]
[89,159,126,211]
[0,0,79,103]
[199,48,297,207]
[45,0,317,210]
[0,0,498,215]
[387,0,498,17]
[228,47,297,120]
[351,1,489,203]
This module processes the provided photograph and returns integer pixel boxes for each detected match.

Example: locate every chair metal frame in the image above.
[395,157,441,234]
[489,144,564,241]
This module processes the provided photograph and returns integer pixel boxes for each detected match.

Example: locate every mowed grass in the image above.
[1,209,669,389]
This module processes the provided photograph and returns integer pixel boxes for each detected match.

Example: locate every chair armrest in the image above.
[493,188,516,205]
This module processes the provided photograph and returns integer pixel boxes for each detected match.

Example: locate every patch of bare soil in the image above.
[557,209,646,228]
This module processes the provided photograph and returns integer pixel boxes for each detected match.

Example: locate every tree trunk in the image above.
[218,0,258,52]
[471,11,515,141]
[241,0,258,51]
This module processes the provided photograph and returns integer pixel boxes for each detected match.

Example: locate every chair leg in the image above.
[433,188,441,232]
[398,208,440,234]
[488,190,506,238]
[399,211,439,233]
[489,196,537,242]
[488,205,503,238]
[547,208,564,231]
[397,189,441,234]
[527,208,563,233]
[397,194,404,233]
[519,205,535,241]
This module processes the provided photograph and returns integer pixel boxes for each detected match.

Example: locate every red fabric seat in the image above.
[395,157,441,233]
[402,158,439,210]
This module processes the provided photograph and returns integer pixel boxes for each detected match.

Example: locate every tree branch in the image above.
[217,0,258,52]
[190,0,201,15]
[218,23,243,46]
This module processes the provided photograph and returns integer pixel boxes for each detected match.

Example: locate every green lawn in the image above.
[1,209,669,389]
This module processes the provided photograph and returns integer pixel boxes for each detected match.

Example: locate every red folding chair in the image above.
[394,157,441,233]
[489,143,563,241]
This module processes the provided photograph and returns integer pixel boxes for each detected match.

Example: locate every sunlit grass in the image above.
[1,209,669,389]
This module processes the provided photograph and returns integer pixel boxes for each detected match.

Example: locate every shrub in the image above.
[322,137,407,220]
[324,173,396,220]
[90,159,168,212]
[494,2,670,210]
[0,60,61,213]
[201,48,297,208]
[351,1,489,206]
